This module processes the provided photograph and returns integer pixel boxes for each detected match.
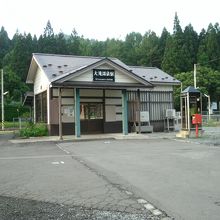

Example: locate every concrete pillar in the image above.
[122,89,128,135]
[58,88,63,140]
[74,88,81,137]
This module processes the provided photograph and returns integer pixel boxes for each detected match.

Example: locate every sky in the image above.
[0,0,219,40]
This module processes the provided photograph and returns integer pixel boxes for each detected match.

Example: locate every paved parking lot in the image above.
[0,134,167,220]
[1,133,220,219]
[58,138,220,220]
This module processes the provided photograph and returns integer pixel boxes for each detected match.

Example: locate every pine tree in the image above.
[123,32,142,65]
[0,26,10,68]
[38,21,56,53]
[44,20,54,37]
[183,24,198,68]
[162,13,191,74]
[197,23,220,69]
[159,28,170,59]
[67,28,81,55]
[138,31,160,67]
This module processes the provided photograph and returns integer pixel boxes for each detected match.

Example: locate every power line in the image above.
[197,57,220,66]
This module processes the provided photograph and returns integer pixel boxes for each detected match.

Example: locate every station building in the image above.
[24,53,180,137]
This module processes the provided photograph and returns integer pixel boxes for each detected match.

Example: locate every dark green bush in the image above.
[19,123,48,137]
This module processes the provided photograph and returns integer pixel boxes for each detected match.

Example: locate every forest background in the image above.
[1,14,220,119]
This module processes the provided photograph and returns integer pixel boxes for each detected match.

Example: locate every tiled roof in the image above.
[129,66,180,84]
[27,53,180,85]
[32,53,131,82]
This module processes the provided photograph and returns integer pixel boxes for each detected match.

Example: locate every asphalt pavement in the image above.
[57,138,220,220]
[0,133,169,220]
[1,130,220,220]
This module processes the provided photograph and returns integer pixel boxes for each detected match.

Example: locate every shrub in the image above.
[19,123,48,137]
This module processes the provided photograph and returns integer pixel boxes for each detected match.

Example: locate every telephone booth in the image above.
[180,86,202,133]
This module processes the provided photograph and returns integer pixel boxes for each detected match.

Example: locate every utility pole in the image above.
[194,64,197,88]
[1,69,4,131]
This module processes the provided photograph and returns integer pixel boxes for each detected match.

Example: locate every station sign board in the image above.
[93,69,115,82]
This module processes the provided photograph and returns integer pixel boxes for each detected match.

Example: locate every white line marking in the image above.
[144,203,154,210]
[56,144,70,154]
[125,191,133,195]
[60,161,64,164]
[137,199,147,204]
[0,155,71,160]
[152,209,162,216]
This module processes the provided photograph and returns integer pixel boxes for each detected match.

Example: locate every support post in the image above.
[58,88,63,140]
[122,89,128,135]
[33,94,36,123]
[74,88,80,138]
[208,95,211,121]
[195,123,199,138]
[1,69,4,131]
[137,89,141,134]
[194,64,197,89]
[187,92,190,131]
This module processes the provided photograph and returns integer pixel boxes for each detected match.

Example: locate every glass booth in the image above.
[180,86,202,131]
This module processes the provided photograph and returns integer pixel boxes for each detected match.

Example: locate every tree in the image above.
[173,12,182,36]
[197,23,220,70]
[159,27,170,60]
[38,21,57,53]
[79,38,92,56]
[138,31,160,67]
[0,26,10,68]
[123,32,142,65]
[183,24,198,68]
[162,13,192,75]
[67,28,81,55]
[174,66,220,109]
[3,65,28,103]
[3,32,34,82]
[55,31,68,54]
[104,38,124,60]
[2,32,35,102]
[44,20,54,37]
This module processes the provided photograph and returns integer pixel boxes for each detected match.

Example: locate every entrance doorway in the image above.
[80,103,104,134]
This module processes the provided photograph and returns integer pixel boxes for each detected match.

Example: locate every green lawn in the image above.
[1,121,29,129]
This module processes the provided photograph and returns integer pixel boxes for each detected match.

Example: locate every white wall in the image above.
[34,67,49,95]
[69,64,139,84]
[150,85,173,91]
[105,90,122,122]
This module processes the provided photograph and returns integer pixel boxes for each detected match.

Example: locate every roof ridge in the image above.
[129,66,157,69]
[33,53,119,61]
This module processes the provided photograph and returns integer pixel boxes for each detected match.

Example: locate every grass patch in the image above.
[19,123,48,138]
[1,121,29,129]
[203,119,220,127]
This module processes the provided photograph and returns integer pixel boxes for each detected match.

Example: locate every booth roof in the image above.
[182,86,201,93]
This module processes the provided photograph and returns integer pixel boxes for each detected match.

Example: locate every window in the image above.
[80,103,103,120]
[35,91,47,123]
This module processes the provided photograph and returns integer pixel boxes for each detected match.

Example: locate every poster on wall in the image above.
[63,106,74,117]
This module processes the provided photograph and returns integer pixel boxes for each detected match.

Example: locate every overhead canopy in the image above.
[23,91,34,106]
